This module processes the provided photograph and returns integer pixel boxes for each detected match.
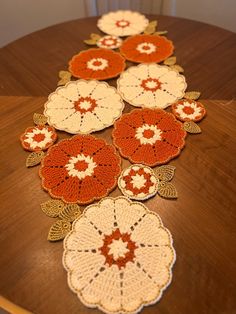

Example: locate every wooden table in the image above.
[0,15,236,314]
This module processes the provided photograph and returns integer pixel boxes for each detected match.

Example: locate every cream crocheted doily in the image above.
[63,196,175,314]
[44,80,124,134]
[117,63,187,109]
[97,10,149,37]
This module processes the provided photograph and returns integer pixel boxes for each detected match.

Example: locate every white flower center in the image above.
[79,100,92,110]
[65,154,97,179]
[108,238,129,260]
[146,81,158,89]
[105,39,114,45]
[136,42,156,54]
[131,174,147,189]
[135,124,162,145]
[87,58,108,71]
[116,20,129,27]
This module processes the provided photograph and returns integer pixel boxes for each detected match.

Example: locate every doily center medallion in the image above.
[65,154,97,180]
[87,58,108,71]
[135,124,163,145]
[74,96,97,114]
[141,78,162,92]
[116,19,130,28]
[136,42,157,54]
[100,228,137,269]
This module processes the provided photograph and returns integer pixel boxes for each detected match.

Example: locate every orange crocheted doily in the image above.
[172,99,206,122]
[120,34,174,63]
[112,108,186,166]
[40,135,121,204]
[68,48,126,80]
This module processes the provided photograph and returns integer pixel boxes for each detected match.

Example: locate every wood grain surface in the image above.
[0,15,236,314]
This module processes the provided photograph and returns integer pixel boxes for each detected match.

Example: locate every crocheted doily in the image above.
[44,80,124,134]
[172,99,206,122]
[97,11,149,37]
[112,108,186,166]
[120,34,174,63]
[68,48,126,80]
[97,35,123,49]
[118,164,159,200]
[117,63,187,109]
[20,125,57,152]
[63,196,175,314]
[40,135,121,204]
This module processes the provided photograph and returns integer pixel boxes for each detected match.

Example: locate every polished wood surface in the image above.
[0,15,236,314]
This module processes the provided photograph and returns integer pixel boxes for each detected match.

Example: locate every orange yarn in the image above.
[120,34,174,63]
[68,48,126,80]
[40,135,121,204]
[112,108,186,166]
[20,125,57,152]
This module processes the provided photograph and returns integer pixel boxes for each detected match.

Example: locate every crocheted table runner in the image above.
[40,135,121,204]
[63,196,175,314]
[113,108,186,166]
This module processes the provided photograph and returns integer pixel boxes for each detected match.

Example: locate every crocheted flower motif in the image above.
[120,34,174,63]
[97,35,122,49]
[63,196,175,314]
[44,80,124,134]
[118,164,159,200]
[112,108,186,166]
[172,99,206,122]
[40,135,121,204]
[20,125,57,152]
[117,63,187,109]
[69,48,126,80]
[97,10,149,37]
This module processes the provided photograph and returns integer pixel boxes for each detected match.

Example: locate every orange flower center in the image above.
[74,160,88,172]
[74,97,97,114]
[142,45,151,50]
[116,19,130,28]
[93,60,102,66]
[141,78,162,92]
[33,133,45,142]
[99,229,137,269]
[143,129,154,139]
[183,106,195,114]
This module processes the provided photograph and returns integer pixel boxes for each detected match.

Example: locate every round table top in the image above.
[0,15,236,314]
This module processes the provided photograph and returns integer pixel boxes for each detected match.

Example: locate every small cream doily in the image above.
[63,196,175,314]
[118,164,159,200]
[117,63,187,109]
[97,35,123,49]
[44,80,124,134]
